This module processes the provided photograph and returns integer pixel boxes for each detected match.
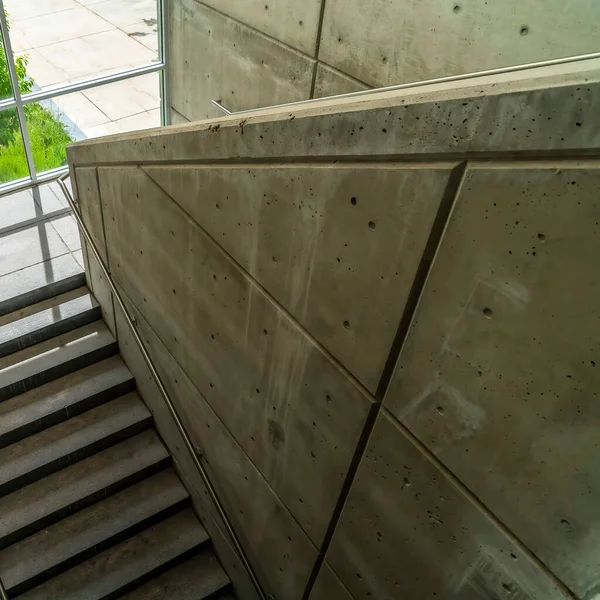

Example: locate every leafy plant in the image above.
[0,11,72,184]
[1,12,33,144]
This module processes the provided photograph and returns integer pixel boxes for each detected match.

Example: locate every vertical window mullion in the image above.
[0,0,36,183]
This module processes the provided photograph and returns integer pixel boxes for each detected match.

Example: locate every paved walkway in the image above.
[0,182,83,310]
[5,0,160,137]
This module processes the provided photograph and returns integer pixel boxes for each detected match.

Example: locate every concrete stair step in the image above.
[0,320,118,403]
[0,469,189,597]
[0,287,100,359]
[119,550,231,600]
[19,508,210,600]
[0,253,84,318]
[0,392,152,498]
[0,355,135,449]
[0,430,170,550]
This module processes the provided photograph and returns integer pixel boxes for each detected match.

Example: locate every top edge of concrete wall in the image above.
[70,57,600,148]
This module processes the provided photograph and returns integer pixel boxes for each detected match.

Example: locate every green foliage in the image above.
[0,12,72,184]
[1,12,33,98]
[0,104,72,182]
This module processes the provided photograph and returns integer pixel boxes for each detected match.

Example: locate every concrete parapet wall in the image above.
[68,66,600,600]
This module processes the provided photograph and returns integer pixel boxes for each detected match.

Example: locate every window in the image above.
[0,0,166,190]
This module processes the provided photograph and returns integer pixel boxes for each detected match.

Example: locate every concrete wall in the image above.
[167,0,600,120]
[68,65,600,600]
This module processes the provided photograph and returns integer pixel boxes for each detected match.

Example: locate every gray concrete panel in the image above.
[198,0,322,55]
[313,63,370,99]
[327,410,570,600]
[144,164,455,390]
[98,165,374,546]
[309,563,355,600]
[115,296,317,600]
[385,163,600,597]
[0,224,70,278]
[170,108,190,125]
[169,0,314,121]
[319,0,600,87]
[73,167,106,263]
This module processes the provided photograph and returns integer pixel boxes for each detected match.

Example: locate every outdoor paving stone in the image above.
[13,7,113,48]
[3,0,80,21]
[52,92,111,130]
[37,29,156,81]
[0,189,64,234]
[87,0,158,29]
[82,74,159,122]
[16,50,69,88]
[49,216,83,254]
[0,223,71,277]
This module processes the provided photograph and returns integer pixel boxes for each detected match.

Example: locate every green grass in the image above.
[0,104,73,183]
[1,17,73,184]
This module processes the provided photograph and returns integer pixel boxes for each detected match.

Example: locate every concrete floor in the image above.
[4,0,160,137]
[0,183,84,306]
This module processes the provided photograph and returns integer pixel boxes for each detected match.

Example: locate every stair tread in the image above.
[0,430,169,548]
[0,253,84,318]
[0,355,134,448]
[0,287,100,358]
[0,321,117,402]
[120,551,230,600]
[0,469,189,592]
[0,392,151,495]
[20,508,209,600]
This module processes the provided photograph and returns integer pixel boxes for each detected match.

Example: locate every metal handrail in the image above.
[55,175,269,600]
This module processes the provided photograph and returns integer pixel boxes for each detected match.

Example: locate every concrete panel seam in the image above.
[94,167,112,274]
[171,106,191,123]
[315,60,372,93]
[300,161,468,600]
[375,161,468,399]
[301,400,379,600]
[115,280,322,555]
[380,406,577,599]
[94,166,118,340]
[139,165,375,401]
[309,2,329,96]
[192,0,316,62]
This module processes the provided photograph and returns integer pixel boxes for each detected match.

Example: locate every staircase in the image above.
[0,267,234,599]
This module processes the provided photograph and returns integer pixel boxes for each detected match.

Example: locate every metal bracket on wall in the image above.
[211,99,232,115]
[55,174,269,600]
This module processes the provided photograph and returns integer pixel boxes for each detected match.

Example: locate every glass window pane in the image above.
[1,15,22,100]
[0,108,29,184]
[25,72,160,175]
[4,0,159,94]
